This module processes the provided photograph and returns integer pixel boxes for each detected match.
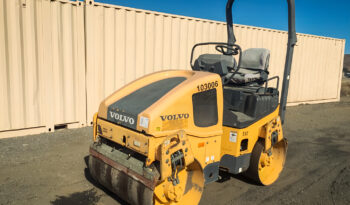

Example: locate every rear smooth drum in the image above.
[245,139,287,185]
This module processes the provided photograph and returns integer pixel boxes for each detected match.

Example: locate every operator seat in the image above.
[193,48,270,86]
[223,48,278,128]
[193,54,237,77]
[192,48,278,129]
[226,48,270,85]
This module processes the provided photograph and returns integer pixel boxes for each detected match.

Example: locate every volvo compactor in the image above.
[88,0,297,204]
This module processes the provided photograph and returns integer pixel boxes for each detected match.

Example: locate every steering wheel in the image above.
[215,44,242,85]
[215,45,239,55]
[189,42,243,86]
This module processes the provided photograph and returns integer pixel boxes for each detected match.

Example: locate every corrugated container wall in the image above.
[85,1,345,124]
[0,0,86,138]
[0,0,345,137]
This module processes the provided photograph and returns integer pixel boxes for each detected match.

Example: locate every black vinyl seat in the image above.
[193,54,237,77]
[226,48,270,85]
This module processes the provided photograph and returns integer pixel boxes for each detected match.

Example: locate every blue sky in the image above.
[96,0,349,54]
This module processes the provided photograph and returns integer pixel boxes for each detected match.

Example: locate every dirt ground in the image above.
[1,98,350,205]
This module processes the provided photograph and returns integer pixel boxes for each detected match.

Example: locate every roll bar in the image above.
[225,0,297,124]
[280,0,297,124]
[226,0,236,47]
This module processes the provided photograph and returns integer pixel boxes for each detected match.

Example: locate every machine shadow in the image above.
[83,156,129,205]
[216,170,261,186]
[50,188,101,205]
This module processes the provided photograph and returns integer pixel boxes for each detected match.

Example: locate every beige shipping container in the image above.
[0,0,86,138]
[85,0,345,124]
[0,0,345,137]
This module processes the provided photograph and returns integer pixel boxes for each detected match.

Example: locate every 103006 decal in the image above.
[197,81,218,92]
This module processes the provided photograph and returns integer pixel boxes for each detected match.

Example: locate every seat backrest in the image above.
[240,48,270,71]
[193,54,236,76]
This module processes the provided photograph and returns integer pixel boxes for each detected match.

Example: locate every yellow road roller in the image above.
[88,0,297,204]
